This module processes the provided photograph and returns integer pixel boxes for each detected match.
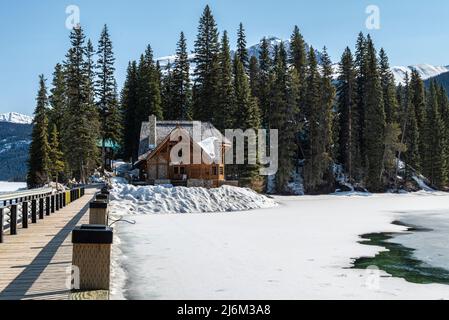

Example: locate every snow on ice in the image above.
[110,190,449,300]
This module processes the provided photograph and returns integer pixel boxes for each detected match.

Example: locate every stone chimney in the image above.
[148,115,157,149]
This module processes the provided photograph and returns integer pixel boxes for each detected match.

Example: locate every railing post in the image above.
[0,208,4,243]
[55,193,59,211]
[10,205,17,235]
[45,196,50,216]
[31,199,37,223]
[51,195,55,213]
[39,198,44,220]
[22,202,28,229]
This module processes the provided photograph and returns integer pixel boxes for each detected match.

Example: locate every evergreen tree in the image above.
[401,72,421,172]
[270,43,299,193]
[121,61,139,162]
[171,32,192,120]
[192,5,220,123]
[248,56,260,98]
[379,48,398,125]
[48,63,66,133]
[233,55,261,188]
[438,85,449,184]
[63,27,100,182]
[410,69,427,167]
[304,48,335,193]
[216,31,235,130]
[354,32,368,167]
[257,38,272,127]
[161,62,174,119]
[137,45,163,121]
[423,81,447,187]
[336,47,360,181]
[48,124,65,183]
[320,47,335,169]
[28,75,51,188]
[236,22,249,70]
[289,25,307,119]
[96,25,121,156]
[363,36,386,191]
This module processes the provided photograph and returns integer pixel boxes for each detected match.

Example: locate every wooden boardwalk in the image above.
[0,188,97,300]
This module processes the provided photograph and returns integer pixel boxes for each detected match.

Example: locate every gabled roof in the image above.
[140,127,217,164]
[138,120,230,160]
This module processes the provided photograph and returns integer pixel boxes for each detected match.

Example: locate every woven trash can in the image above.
[72,225,113,291]
[89,201,108,225]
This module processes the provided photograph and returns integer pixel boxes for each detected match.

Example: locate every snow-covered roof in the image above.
[138,119,230,163]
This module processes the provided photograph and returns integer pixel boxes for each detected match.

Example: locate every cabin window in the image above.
[212,166,218,176]
[180,166,186,175]
[174,167,179,174]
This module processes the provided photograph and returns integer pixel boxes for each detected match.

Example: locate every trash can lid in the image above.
[72,224,113,244]
[90,201,108,209]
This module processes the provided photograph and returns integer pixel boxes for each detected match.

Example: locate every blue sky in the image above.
[1,0,449,115]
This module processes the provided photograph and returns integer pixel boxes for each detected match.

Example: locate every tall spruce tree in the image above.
[216,31,235,130]
[236,22,249,70]
[304,48,335,193]
[336,47,361,181]
[137,45,163,121]
[28,75,51,188]
[363,36,386,191]
[161,62,174,119]
[354,32,368,167]
[192,5,220,123]
[423,81,447,187]
[96,24,121,162]
[410,69,427,168]
[121,61,139,162]
[233,55,261,188]
[171,32,192,120]
[257,38,272,127]
[438,85,449,185]
[270,43,299,193]
[48,63,66,133]
[379,48,398,125]
[289,26,307,117]
[248,56,260,98]
[402,72,421,172]
[63,27,100,182]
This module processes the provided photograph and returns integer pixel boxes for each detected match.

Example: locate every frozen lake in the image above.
[0,181,27,194]
[110,191,449,300]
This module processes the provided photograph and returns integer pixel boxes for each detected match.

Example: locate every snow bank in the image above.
[109,182,276,215]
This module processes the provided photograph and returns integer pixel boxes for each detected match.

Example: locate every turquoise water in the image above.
[352,218,449,285]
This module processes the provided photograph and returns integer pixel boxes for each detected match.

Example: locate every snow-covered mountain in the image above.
[0,112,33,125]
[391,64,449,85]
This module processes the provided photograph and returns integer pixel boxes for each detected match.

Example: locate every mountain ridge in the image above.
[0,112,33,125]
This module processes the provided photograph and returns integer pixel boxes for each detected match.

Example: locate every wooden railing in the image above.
[0,187,86,243]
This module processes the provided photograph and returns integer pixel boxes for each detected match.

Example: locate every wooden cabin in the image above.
[135,115,232,188]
